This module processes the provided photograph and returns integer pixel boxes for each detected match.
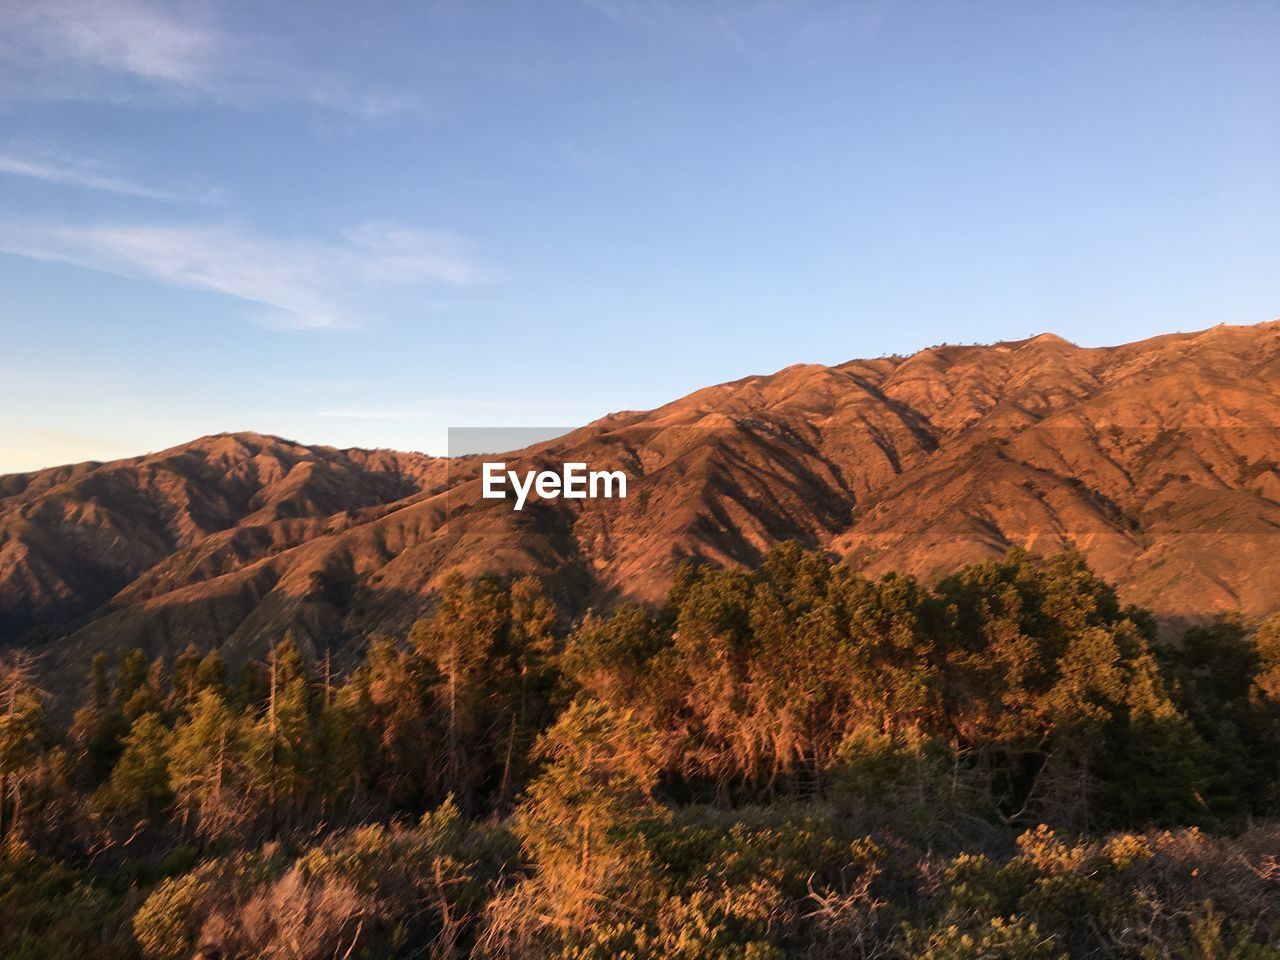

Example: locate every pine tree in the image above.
[69,653,129,784]
[99,712,173,818]
[167,689,255,842]
[116,648,149,704]
[339,635,439,810]
[414,574,514,804]
[508,698,665,942]
[503,576,557,800]
[1256,614,1280,702]
[247,633,320,836]
[194,650,228,699]
[122,656,165,722]
[0,653,51,845]
[170,644,203,710]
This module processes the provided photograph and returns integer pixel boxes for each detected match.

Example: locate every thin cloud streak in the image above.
[0,0,414,118]
[0,219,486,330]
[0,153,216,203]
[0,0,220,88]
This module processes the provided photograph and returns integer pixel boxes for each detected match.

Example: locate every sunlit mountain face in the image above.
[6,320,1280,684]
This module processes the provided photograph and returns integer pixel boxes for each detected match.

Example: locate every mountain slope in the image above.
[5,320,1280,678]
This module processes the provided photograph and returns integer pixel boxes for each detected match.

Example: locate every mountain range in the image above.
[6,319,1280,681]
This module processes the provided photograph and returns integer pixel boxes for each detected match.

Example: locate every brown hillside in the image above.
[5,320,1280,678]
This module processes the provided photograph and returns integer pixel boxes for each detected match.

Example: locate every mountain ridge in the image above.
[7,318,1280,680]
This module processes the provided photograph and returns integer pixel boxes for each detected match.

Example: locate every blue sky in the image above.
[1,1,1278,472]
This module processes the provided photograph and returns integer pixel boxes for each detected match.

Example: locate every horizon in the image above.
[3,1,1280,473]
[5,314,1276,475]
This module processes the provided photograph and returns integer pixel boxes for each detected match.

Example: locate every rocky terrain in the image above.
[5,319,1280,677]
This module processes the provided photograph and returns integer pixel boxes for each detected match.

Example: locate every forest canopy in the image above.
[3,546,1280,959]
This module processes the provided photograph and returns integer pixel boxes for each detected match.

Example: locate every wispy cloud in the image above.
[0,219,486,330]
[0,0,412,118]
[0,0,222,89]
[0,152,215,203]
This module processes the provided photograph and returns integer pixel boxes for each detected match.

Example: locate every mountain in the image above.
[6,319,1280,680]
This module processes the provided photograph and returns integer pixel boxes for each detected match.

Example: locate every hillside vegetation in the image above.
[4,547,1280,958]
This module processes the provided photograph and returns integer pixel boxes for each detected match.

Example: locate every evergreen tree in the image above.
[495,576,558,802]
[68,652,128,784]
[167,689,256,842]
[194,649,228,699]
[340,635,440,810]
[99,711,173,818]
[170,644,203,711]
[507,698,665,945]
[0,653,50,845]
[116,648,149,704]
[414,574,515,804]
[247,633,321,835]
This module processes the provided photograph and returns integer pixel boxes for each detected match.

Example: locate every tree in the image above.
[414,574,515,804]
[1255,613,1280,703]
[0,652,51,845]
[99,711,172,818]
[509,576,556,727]
[168,689,256,842]
[1160,615,1274,823]
[194,649,228,698]
[69,652,129,784]
[122,657,165,722]
[116,648,149,704]
[170,644,203,711]
[487,698,665,954]
[247,634,322,835]
[340,635,439,811]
